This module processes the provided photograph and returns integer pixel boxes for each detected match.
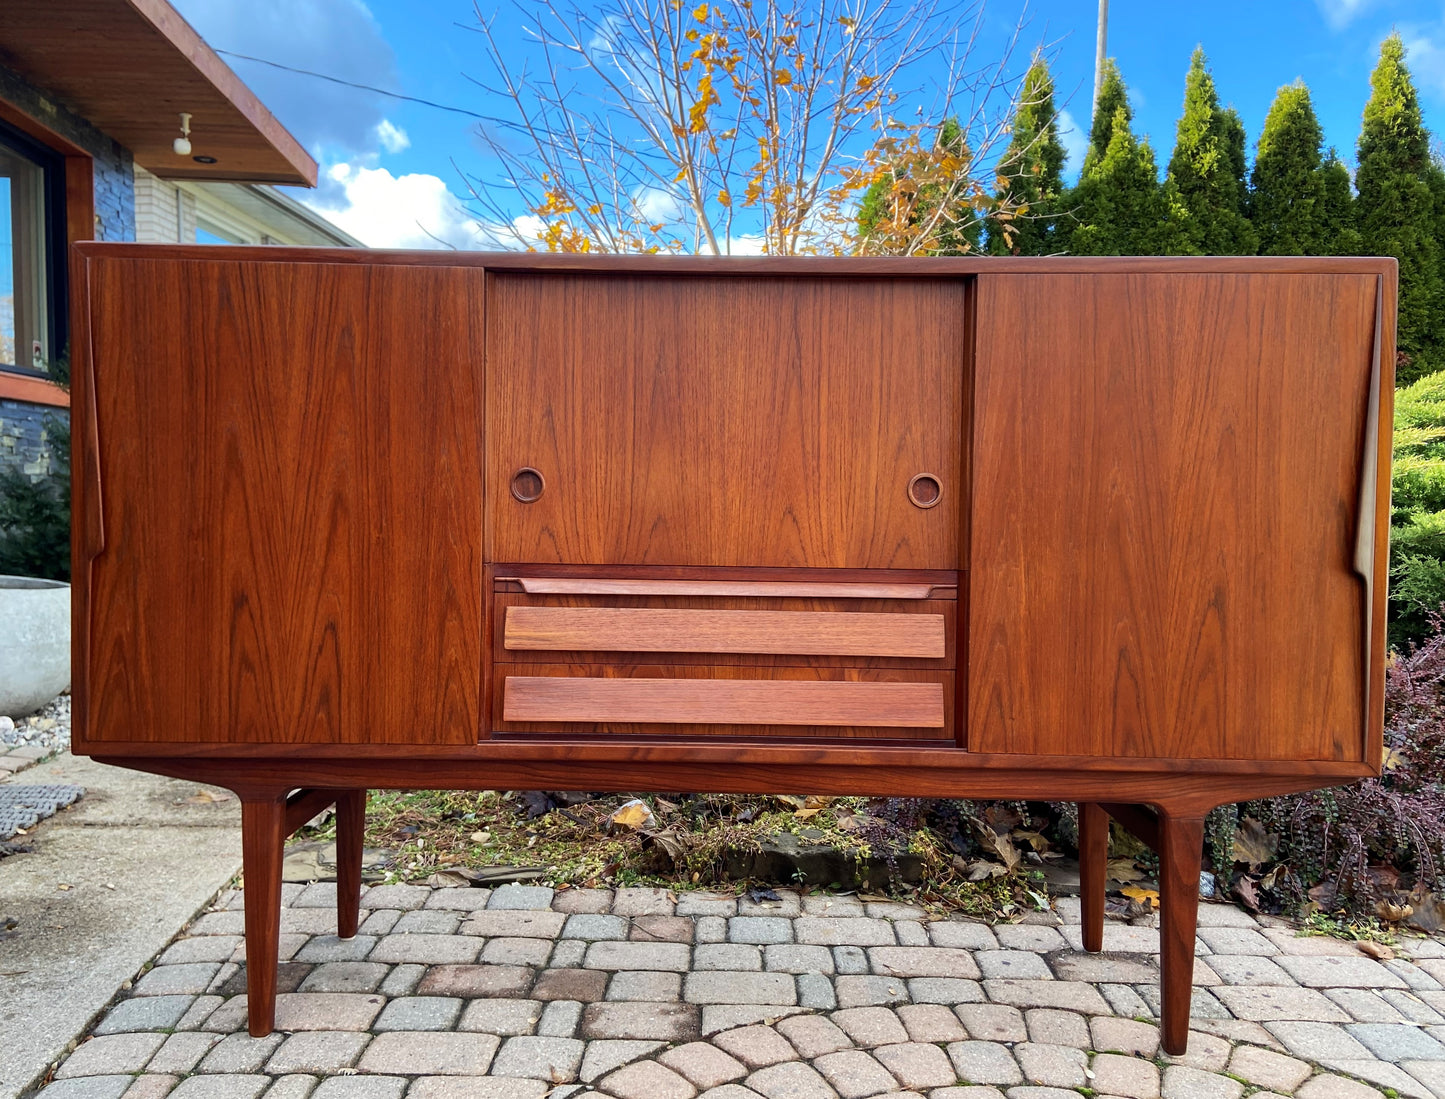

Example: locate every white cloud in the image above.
[727,234,766,255]
[1316,0,1379,29]
[375,120,410,154]
[1400,26,1445,98]
[305,164,480,249]
[1057,109,1090,179]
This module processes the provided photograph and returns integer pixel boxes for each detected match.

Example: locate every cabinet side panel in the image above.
[486,275,964,569]
[969,273,1375,761]
[84,257,484,744]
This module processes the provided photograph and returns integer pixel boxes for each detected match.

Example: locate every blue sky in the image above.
[170,0,1445,249]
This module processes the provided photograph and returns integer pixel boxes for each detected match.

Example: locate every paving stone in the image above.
[945,1041,1023,1086]
[378,963,425,998]
[1294,1073,1387,1099]
[1046,953,1156,985]
[369,996,460,1031]
[392,911,460,935]
[1088,1017,1159,1058]
[894,922,930,947]
[832,1007,909,1047]
[971,952,1050,981]
[1090,1053,1160,1099]
[199,1034,285,1073]
[1261,929,1368,957]
[1263,1021,1374,1062]
[835,975,910,1008]
[122,1075,181,1099]
[310,1080,407,1099]
[1059,925,1159,953]
[1098,982,1152,1018]
[1382,989,1445,1024]
[954,1004,1027,1043]
[1022,1009,1088,1048]
[1277,955,1409,989]
[713,1024,800,1069]
[678,892,739,917]
[1332,1061,1432,1099]
[453,997,544,1035]
[358,908,400,933]
[174,994,223,1031]
[360,885,429,910]
[168,1078,269,1099]
[580,1039,668,1082]
[1345,1022,1445,1060]
[407,1079,548,1099]
[533,968,609,1002]
[1159,1066,1242,1099]
[632,915,697,943]
[581,1001,702,1042]
[356,1031,500,1075]
[661,1042,749,1089]
[608,970,684,1001]
[874,1042,956,1089]
[1227,1045,1312,1092]
[926,1090,1005,1099]
[981,980,1110,1015]
[835,946,871,975]
[278,911,341,935]
[613,887,676,916]
[1194,927,1278,955]
[737,890,801,918]
[564,914,630,940]
[161,936,244,965]
[587,940,693,972]
[777,1013,855,1057]
[460,909,566,938]
[274,993,384,1031]
[146,1031,221,1074]
[803,895,866,917]
[1013,1043,1086,1088]
[1201,954,1296,986]
[1135,984,1229,1021]
[1211,985,1351,1022]
[550,939,588,968]
[415,964,534,998]
[1387,959,1442,991]
[871,948,980,980]
[1326,988,1408,1023]
[487,884,554,910]
[553,887,614,913]
[796,918,897,947]
[745,1061,837,1099]
[730,918,795,945]
[888,1003,965,1044]
[481,936,553,966]
[94,995,195,1035]
[1403,1060,1445,1097]
[702,1006,809,1035]
[1194,903,1260,928]
[928,922,999,951]
[57,1033,168,1078]
[261,1084,326,1099]
[814,1048,900,1098]
[420,888,493,912]
[687,972,798,1005]
[34,1079,133,1099]
[365,935,479,965]
[697,916,729,943]
[190,913,247,936]
[798,973,838,1009]
[298,961,390,994]
[1158,1031,1232,1073]
[697,944,765,971]
[488,1035,585,1081]
[131,963,221,997]
[538,999,584,1037]
[599,1059,699,1099]
[990,925,1064,952]
[264,1032,372,1074]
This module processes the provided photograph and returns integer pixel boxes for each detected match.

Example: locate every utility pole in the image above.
[1093,0,1109,124]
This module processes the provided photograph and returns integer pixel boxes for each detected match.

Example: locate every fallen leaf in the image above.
[1383,747,1405,770]
[1106,857,1145,884]
[1357,940,1395,961]
[470,831,491,845]
[794,808,822,820]
[609,799,655,832]
[1376,898,1414,923]
[1122,885,1160,910]
[966,859,1008,881]
[1232,817,1279,870]
[1013,829,1052,853]
[1233,874,1260,911]
[425,870,475,888]
[56,883,71,891]
[185,788,235,805]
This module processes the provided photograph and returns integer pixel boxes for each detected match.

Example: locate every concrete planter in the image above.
[0,576,70,717]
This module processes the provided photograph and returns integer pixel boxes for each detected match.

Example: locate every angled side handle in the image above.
[1352,274,1385,752]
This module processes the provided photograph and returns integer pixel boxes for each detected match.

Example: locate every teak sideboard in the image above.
[70,245,1396,1054]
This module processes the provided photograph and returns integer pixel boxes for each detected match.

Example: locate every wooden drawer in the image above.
[494,663,954,740]
[493,578,957,670]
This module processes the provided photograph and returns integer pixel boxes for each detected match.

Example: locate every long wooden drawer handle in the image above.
[504,578,947,599]
[505,607,947,659]
[503,677,946,727]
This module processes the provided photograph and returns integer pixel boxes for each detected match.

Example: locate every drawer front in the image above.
[494,664,953,740]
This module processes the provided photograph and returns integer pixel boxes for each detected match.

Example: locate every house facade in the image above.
[0,0,337,481]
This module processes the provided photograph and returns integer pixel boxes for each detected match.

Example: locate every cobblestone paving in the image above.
[34,882,1445,1098]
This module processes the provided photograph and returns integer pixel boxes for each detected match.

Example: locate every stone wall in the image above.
[0,400,66,482]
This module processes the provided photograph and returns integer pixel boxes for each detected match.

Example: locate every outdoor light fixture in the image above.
[192,155,217,164]
[173,112,192,156]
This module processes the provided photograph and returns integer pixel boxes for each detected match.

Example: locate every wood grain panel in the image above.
[968,273,1381,762]
[487,274,966,569]
[81,257,485,745]
[493,663,954,740]
[505,676,945,727]
[492,592,957,669]
[504,607,946,658]
[507,577,949,599]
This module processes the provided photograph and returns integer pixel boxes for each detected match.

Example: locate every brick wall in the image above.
[0,400,65,482]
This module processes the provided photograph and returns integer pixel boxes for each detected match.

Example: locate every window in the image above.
[0,120,64,376]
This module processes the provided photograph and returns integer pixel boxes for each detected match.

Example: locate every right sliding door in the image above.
[968,272,1384,762]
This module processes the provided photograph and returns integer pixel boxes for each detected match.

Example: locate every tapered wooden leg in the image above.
[1158,811,1206,1057]
[1078,802,1109,953]
[240,793,287,1038]
[335,789,366,939]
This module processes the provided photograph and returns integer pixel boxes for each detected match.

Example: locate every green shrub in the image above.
[0,415,70,581]
[1390,370,1445,645]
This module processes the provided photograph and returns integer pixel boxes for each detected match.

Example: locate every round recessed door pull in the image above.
[511,467,545,503]
[908,473,942,510]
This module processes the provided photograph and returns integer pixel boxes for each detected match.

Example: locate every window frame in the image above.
[0,115,67,379]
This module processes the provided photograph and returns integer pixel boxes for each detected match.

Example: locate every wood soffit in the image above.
[0,0,315,186]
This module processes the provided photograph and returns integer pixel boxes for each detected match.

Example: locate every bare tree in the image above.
[461,0,1047,255]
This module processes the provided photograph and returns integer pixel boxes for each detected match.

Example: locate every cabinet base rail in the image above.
[229,787,1205,1055]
